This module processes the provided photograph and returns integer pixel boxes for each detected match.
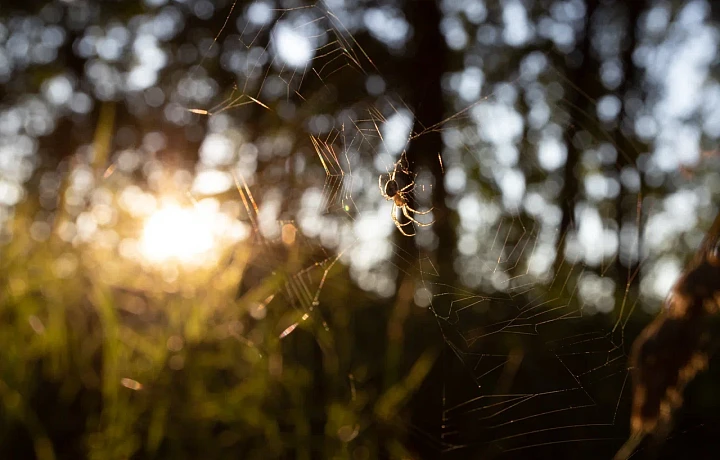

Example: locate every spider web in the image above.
[297,85,650,460]
[160,1,377,346]
[311,129,642,458]
[182,1,374,117]
[182,1,685,458]
[229,171,352,347]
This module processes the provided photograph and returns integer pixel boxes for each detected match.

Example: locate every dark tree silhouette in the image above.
[617,210,720,459]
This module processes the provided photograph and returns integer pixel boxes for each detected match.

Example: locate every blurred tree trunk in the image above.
[552,0,600,275]
[614,1,646,320]
[378,0,453,455]
[398,0,455,280]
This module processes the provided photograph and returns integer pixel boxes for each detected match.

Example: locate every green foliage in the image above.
[1,195,437,459]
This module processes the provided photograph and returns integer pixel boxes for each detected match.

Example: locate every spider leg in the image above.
[398,180,415,193]
[402,205,435,227]
[404,204,434,215]
[392,205,416,236]
[392,206,415,227]
[378,175,388,199]
[395,220,416,236]
[398,151,410,173]
[413,219,435,228]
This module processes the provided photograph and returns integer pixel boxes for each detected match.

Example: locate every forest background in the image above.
[2,0,720,458]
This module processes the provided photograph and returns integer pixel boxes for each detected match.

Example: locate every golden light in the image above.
[139,201,220,266]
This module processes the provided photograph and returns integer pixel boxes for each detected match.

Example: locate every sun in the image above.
[139,201,217,266]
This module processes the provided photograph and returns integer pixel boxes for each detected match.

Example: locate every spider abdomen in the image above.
[384,179,399,197]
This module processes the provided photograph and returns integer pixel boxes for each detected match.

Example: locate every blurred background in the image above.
[1,0,720,458]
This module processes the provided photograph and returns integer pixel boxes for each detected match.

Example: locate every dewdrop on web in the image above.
[279,313,310,339]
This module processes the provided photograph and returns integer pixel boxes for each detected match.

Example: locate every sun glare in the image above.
[139,202,218,266]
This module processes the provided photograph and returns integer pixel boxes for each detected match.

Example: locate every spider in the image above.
[379,158,434,236]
